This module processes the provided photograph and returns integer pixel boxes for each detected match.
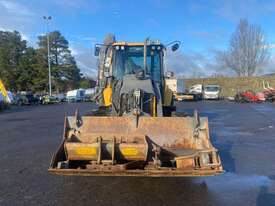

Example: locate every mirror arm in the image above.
[165,41,181,47]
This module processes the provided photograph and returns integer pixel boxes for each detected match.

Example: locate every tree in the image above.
[0,31,33,91]
[0,30,82,92]
[31,49,48,92]
[79,77,96,89]
[220,19,269,76]
[37,31,82,92]
[16,47,37,91]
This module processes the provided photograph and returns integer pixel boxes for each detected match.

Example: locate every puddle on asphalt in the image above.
[258,125,274,130]
[194,172,275,205]
[214,126,238,137]
[204,108,230,113]
[251,104,275,113]
[197,172,273,191]
[212,124,265,138]
[235,131,254,136]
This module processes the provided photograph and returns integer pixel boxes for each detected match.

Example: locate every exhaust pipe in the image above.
[144,38,149,73]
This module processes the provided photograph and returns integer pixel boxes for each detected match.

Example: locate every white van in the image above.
[66,89,85,102]
[189,84,203,94]
[203,85,221,100]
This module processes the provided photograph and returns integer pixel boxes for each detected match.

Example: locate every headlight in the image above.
[133,89,141,98]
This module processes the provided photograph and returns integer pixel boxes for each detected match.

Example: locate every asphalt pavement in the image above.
[0,101,275,206]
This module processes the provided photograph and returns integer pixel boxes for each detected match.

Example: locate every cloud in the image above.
[0,0,35,16]
[187,0,275,23]
[113,11,121,19]
[70,44,98,77]
[166,49,222,78]
[1,0,275,79]
[265,43,275,49]
[148,18,160,27]
[21,33,29,41]
[0,26,30,43]
[211,0,275,22]
[50,0,102,15]
[0,0,99,77]
[68,36,98,76]
[188,28,228,41]
[0,0,39,35]
[71,35,97,43]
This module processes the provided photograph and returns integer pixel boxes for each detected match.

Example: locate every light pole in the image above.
[43,16,52,96]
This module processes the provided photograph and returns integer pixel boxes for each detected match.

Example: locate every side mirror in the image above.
[94,45,100,56]
[165,71,174,78]
[171,43,179,52]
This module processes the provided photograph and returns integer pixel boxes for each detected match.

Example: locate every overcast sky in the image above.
[1,0,275,77]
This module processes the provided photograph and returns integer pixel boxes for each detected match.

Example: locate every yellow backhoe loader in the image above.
[49,37,223,176]
[0,79,10,110]
[0,79,9,102]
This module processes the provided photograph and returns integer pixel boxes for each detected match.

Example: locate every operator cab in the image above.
[112,44,163,83]
[94,39,180,116]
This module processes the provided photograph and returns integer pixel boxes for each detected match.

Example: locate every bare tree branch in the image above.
[220,19,269,76]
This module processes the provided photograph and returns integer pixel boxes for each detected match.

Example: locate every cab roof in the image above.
[112,40,163,47]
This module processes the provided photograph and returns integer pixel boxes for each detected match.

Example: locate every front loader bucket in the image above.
[49,114,223,176]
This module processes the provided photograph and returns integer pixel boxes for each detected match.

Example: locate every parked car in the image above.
[15,92,39,105]
[54,93,66,102]
[203,85,221,100]
[41,95,59,104]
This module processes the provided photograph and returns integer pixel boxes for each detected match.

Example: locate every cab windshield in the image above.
[113,46,162,82]
[205,86,220,92]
